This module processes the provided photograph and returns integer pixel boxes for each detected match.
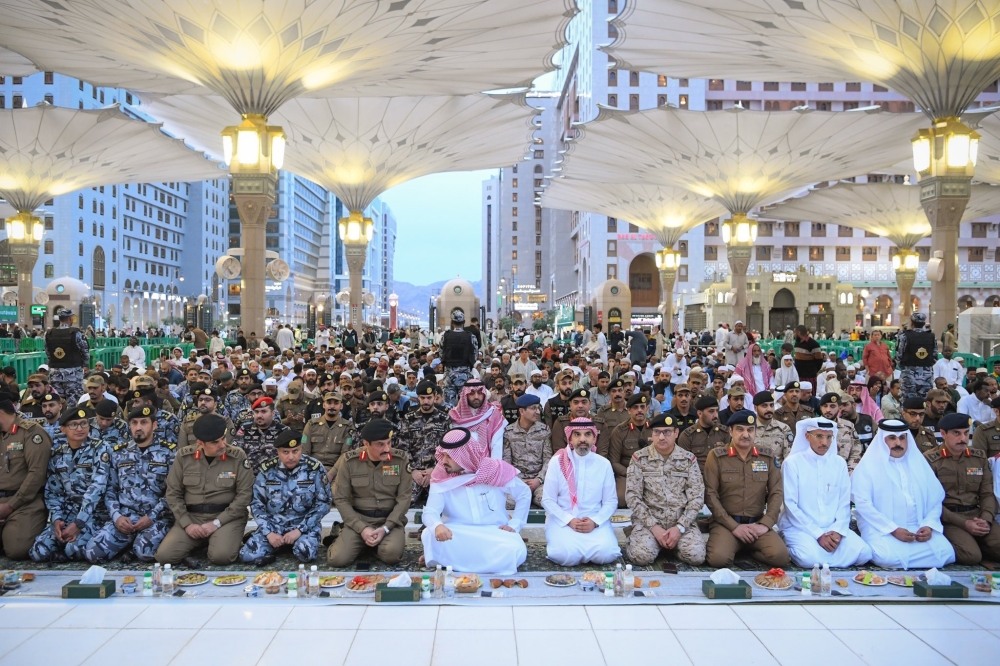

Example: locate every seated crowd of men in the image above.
[1,348,998,575]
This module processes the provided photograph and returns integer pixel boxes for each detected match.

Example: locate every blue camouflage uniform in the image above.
[154,408,180,446]
[222,391,250,423]
[44,324,90,409]
[29,432,109,561]
[85,434,178,562]
[90,415,130,442]
[232,419,289,476]
[239,454,331,562]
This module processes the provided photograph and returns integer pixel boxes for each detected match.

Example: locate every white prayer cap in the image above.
[530,369,543,377]
[263,377,278,387]
[800,381,812,390]
[632,364,641,372]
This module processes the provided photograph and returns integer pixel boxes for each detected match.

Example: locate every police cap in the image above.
[274,429,302,449]
[569,388,591,401]
[725,409,757,427]
[416,380,436,396]
[360,418,395,443]
[128,405,156,421]
[626,394,648,408]
[753,390,775,407]
[695,395,719,411]
[819,392,841,406]
[516,394,541,408]
[192,413,228,442]
[938,412,973,432]
[60,407,94,426]
[648,413,676,429]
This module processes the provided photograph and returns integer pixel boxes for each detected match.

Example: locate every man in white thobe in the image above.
[422,427,530,575]
[851,419,956,569]
[778,418,873,568]
[724,321,750,367]
[542,418,620,566]
[122,338,146,372]
[593,324,609,366]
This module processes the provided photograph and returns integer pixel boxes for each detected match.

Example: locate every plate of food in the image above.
[455,573,482,593]
[753,568,793,590]
[887,575,915,588]
[545,574,577,587]
[319,575,346,589]
[253,572,286,587]
[581,571,606,585]
[212,574,247,587]
[853,571,887,586]
[176,573,209,587]
[346,574,387,593]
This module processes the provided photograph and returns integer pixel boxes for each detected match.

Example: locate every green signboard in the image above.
[0,305,16,323]
[30,305,46,316]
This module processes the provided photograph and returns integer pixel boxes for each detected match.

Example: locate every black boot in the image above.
[182,556,201,569]
[119,551,135,565]
[253,554,277,567]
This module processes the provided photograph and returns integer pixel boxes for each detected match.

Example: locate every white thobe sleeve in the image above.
[851,470,898,536]
[591,465,618,527]
[422,486,447,530]
[490,427,504,460]
[781,461,826,539]
[831,468,852,536]
[541,460,574,527]
[505,477,531,531]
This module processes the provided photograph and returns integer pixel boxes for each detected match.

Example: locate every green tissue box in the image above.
[702,580,752,599]
[374,582,422,602]
[913,581,968,598]
[62,579,116,599]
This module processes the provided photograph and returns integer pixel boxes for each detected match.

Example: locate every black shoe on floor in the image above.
[50,552,69,564]
[119,551,135,565]
[253,555,276,567]
[182,556,201,569]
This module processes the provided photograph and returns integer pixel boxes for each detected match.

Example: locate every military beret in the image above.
[195,387,219,400]
[992,397,1000,410]
[237,368,252,377]
[782,381,801,391]
[516,394,541,408]
[41,392,60,404]
[131,387,156,400]
[274,429,302,449]
[322,391,344,402]
[725,409,757,427]
[192,413,228,441]
[247,383,263,394]
[626,394,648,408]
[0,399,14,414]
[753,390,775,406]
[218,371,234,382]
[320,373,335,384]
[877,418,908,433]
[360,418,395,442]
[569,388,591,401]
[251,396,275,410]
[649,413,676,429]
[902,397,926,410]
[60,407,94,426]
[610,378,625,389]
[94,400,118,418]
[819,392,841,406]
[366,391,389,405]
[939,412,973,432]
[509,373,527,384]
[416,380,436,396]
[440,427,471,449]
[695,395,719,411]
[128,405,156,421]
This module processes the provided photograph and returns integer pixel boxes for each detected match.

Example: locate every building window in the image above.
[608,22,617,38]
[511,265,518,275]
[44,240,53,254]
[512,207,517,217]
[657,95,667,107]
[607,240,617,256]
[657,74,667,87]
[512,236,518,246]
[843,101,859,110]
[629,71,639,86]
[785,222,800,237]
[678,265,689,282]
[816,101,831,111]
[809,247,825,261]
[43,93,53,104]
[511,178,517,187]
[535,235,541,245]
[818,82,834,92]
[837,225,854,237]
[78,264,84,280]
[756,246,772,261]
[812,223,826,236]
[736,81,751,91]
[972,223,988,238]
[783,246,798,261]
[706,219,719,236]
[705,246,718,260]
[533,150,544,159]
[758,221,773,236]
[862,246,878,261]
[678,78,688,87]
[43,216,53,230]
[873,84,888,93]
[792,82,807,91]
[511,250,518,260]
[512,192,518,202]
[846,82,861,91]
[44,263,54,278]
[607,264,617,279]
[92,246,105,289]
[78,195,83,209]
[709,79,724,91]
[969,247,985,262]
[679,94,688,108]
[512,220,518,231]
[764,81,779,91]
[12,95,22,108]
[836,246,851,260]
[707,101,722,110]
[865,230,878,237]
[608,70,617,86]
[78,242,84,256]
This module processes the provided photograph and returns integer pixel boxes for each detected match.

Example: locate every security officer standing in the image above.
[29,407,108,562]
[665,383,699,434]
[156,413,254,566]
[301,391,353,482]
[177,387,234,450]
[774,381,815,430]
[900,396,939,453]
[0,398,52,560]
[608,394,652,507]
[500,374,527,424]
[219,371,250,423]
[896,311,938,401]
[750,391,794,467]
[396,380,452,506]
[971,397,1000,457]
[240,429,332,565]
[703,410,790,569]
[924,413,1000,565]
[276,378,310,433]
[440,310,479,408]
[44,309,90,409]
[328,419,412,566]
[817,393,863,473]
[85,406,178,563]
[596,378,630,432]
[550,388,610,454]
[625,413,706,566]
[677,395,729,474]
[502,394,552,507]
[232,396,289,476]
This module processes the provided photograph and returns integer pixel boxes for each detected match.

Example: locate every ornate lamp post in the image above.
[892,248,921,320]
[721,213,758,325]
[388,293,399,331]
[654,246,681,334]
[6,210,43,327]
[220,115,285,338]
[338,210,373,329]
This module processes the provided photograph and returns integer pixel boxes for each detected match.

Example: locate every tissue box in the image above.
[702,580,752,599]
[62,580,116,599]
[913,581,968,599]
[374,582,422,602]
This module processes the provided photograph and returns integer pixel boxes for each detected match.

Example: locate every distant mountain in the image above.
[393,279,482,318]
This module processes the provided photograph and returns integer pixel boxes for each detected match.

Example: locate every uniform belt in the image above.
[353,507,392,518]
[732,515,762,524]
[186,503,229,513]
[946,504,980,513]
[0,489,17,498]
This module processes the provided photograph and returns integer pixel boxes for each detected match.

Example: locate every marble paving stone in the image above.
[594,629,693,666]
[732,605,825,630]
[672,629,779,666]
[0,628,119,666]
[436,606,513,630]
[803,605,903,630]
[80,628,196,666]
[359,605,439,630]
[258,629,356,666]
[916,629,1000,666]
[831,629,952,666]
[431,630,518,666]
[659,604,747,630]
[753,629,865,666]
[346,630,434,666]
[167,629,277,666]
[515,629,606,666]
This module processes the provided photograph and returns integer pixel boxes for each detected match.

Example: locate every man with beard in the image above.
[502,394,551,507]
[276,378,310,434]
[129,388,180,446]
[839,394,877,453]
[678,395,729,474]
[232,397,289,476]
[543,369,576,427]
[448,380,506,459]
[817,393,863,474]
[597,378,630,433]
[665,383,699,435]
[80,375,113,412]
[217,371,249,422]
[18,374,51,422]
[550,388,611,455]
[922,388,952,446]
[397,381,452,506]
[489,374,508,405]
[525,369,555,406]
[752,391,795,467]
[38,392,64,439]
[900,396,939,454]
[353,390,399,442]
[0,397,53,560]
[85,406,178,563]
[178,388,234,450]
[301,391,353,482]
[500,374,528,424]
[774,381,815,430]
[971,397,1000,457]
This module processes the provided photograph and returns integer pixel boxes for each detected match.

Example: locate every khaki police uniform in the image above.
[971,420,1000,457]
[925,446,1000,565]
[0,418,52,559]
[625,444,706,565]
[276,395,309,432]
[774,403,815,430]
[608,420,649,508]
[704,443,790,569]
[596,403,630,433]
[910,425,939,454]
[177,412,234,450]
[155,444,254,565]
[677,422,729,474]
[301,416,353,479]
[328,447,412,566]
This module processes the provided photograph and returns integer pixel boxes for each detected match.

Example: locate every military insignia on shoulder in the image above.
[166,441,177,450]
[406,461,414,473]
[787,433,794,442]
[309,459,321,472]
[969,448,986,459]
[260,457,277,472]
[31,434,43,444]
[113,440,129,452]
[101,451,110,462]
[179,445,196,456]
[712,446,728,457]
[242,458,251,469]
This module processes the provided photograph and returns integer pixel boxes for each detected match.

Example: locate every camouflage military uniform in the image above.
[301,416,354,479]
[84,435,178,562]
[774,403,815,431]
[677,423,729,474]
[276,395,310,433]
[833,418,863,474]
[232,420,289,476]
[502,419,552,507]
[29,433,109,561]
[90,416,130,443]
[177,411,234,450]
[971,420,1000,457]
[596,403,630,433]
[443,366,473,408]
[222,391,250,424]
[41,419,62,442]
[755,418,794,467]
[154,409,180,447]
[625,444,706,565]
[396,408,451,505]
[240,454,332,563]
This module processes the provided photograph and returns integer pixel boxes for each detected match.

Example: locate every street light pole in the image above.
[7,211,43,328]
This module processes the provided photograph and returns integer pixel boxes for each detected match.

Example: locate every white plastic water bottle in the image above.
[309,566,319,598]
[444,566,455,598]
[152,563,162,597]
[161,564,174,596]
[821,563,832,597]
[623,564,635,595]
[433,565,444,599]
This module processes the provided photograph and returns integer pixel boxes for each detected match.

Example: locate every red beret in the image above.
[252,396,275,410]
